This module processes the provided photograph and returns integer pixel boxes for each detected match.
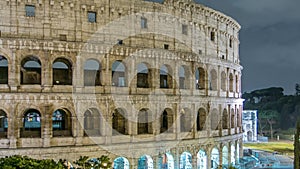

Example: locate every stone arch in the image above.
[230,144,236,165]
[84,108,101,136]
[222,109,228,129]
[197,149,207,169]
[210,108,219,130]
[112,108,128,135]
[221,71,226,91]
[112,60,127,87]
[52,108,72,137]
[197,108,207,131]
[138,155,154,169]
[179,152,192,169]
[178,65,190,89]
[160,64,173,89]
[160,153,174,169]
[0,109,8,138]
[53,57,73,85]
[138,108,153,134]
[21,109,41,138]
[113,157,130,169]
[137,62,150,88]
[247,131,253,141]
[84,59,101,86]
[160,108,174,133]
[209,69,217,91]
[229,73,234,92]
[231,108,235,128]
[20,56,41,85]
[180,108,192,132]
[237,108,241,127]
[0,55,8,84]
[235,74,239,92]
[222,146,229,167]
[195,67,205,90]
[211,147,220,169]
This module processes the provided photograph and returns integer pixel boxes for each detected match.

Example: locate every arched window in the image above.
[221,71,226,91]
[222,109,228,129]
[180,108,192,132]
[84,108,101,136]
[21,109,41,138]
[237,109,241,127]
[197,108,206,131]
[160,153,174,169]
[209,69,217,91]
[211,148,220,169]
[52,109,72,137]
[179,66,189,89]
[231,144,236,165]
[197,149,207,169]
[211,109,219,130]
[53,58,72,85]
[222,146,229,167]
[235,75,239,92]
[112,108,128,135]
[195,67,205,90]
[84,59,101,86]
[0,56,8,84]
[180,152,193,169]
[138,155,154,169]
[160,65,172,89]
[112,60,126,87]
[160,109,173,133]
[229,73,234,92]
[138,109,152,134]
[231,108,235,128]
[137,63,149,88]
[113,157,130,169]
[21,56,41,85]
[0,110,8,138]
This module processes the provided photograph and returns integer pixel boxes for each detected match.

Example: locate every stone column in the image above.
[42,105,51,147]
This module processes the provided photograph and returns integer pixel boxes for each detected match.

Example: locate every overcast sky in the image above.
[197,0,300,95]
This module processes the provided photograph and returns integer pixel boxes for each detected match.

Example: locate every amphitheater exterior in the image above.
[0,0,243,168]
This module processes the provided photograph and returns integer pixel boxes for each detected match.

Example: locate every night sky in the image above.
[150,0,300,95]
[198,0,300,95]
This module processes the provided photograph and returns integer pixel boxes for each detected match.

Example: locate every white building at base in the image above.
[242,110,258,142]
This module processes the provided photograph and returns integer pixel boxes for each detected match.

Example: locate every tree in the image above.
[258,110,279,139]
[294,119,300,169]
[296,84,300,96]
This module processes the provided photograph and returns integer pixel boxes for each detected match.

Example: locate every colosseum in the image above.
[0,0,243,168]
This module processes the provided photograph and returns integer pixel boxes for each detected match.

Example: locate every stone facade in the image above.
[242,110,258,142]
[0,0,243,168]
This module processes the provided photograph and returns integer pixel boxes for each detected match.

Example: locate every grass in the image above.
[244,141,294,157]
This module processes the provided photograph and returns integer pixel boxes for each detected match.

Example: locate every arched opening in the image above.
[137,63,149,88]
[84,108,101,136]
[160,65,172,89]
[209,69,217,91]
[247,131,253,142]
[222,109,228,129]
[221,71,226,91]
[229,73,234,92]
[235,75,239,92]
[53,58,72,85]
[112,108,128,135]
[195,67,205,89]
[179,152,192,169]
[138,155,154,169]
[179,66,189,89]
[237,109,241,127]
[112,60,126,87]
[180,108,192,132]
[197,108,206,131]
[52,109,72,137]
[0,56,8,84]
[160,109,173,133]
[0,110,8,138]
[211,148,219,169]
[210,109,219,130]
[21,109,41,138]
[21,56,41,85]
[222,146,229,167]
[160,153,174,169]
[138,109,152,134]
[113,157,130,169]
[197,149,207,169]
[84,59,101,86]
[231,108,235,128]
[231,144,236,165]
